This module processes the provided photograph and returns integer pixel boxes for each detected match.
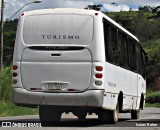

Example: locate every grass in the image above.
[145,103,160,108]
[0,66,12,101]
[0,101,38,117]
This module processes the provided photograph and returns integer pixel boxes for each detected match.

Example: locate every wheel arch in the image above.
[118,91,123,112]
[140,93,145,110]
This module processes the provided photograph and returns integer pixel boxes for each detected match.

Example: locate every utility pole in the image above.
[0,0,4,72]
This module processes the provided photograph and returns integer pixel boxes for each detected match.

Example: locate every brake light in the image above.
[21,12,24,16]
[13,73,17,77]
[96,66,103,71]
[95,73,102,78]
[13,65,17,70]
[95,13,98,16]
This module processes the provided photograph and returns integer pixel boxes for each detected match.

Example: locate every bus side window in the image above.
[111,27,119,65]
[103,21,112,62]
[118,32,122,65]
[128,38,137,71]
[141,51,146,78]
[119,33,128,68]
[136,45,142,74]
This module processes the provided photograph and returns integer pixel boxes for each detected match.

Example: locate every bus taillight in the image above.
[13,73,17,77]
[95,73,103,79]
[21,12,24,16]
[13,65,18,84]
[96,66,103,71]
[13,65,18,70]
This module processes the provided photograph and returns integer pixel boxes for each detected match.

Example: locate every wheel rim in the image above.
[114,103,119,122]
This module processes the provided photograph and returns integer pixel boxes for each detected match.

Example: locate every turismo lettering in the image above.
[41,35,80,40]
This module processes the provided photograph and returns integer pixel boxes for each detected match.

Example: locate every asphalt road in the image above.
[0,107,159,129]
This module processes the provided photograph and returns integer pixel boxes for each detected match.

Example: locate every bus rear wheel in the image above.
[131,109,140,119]
[72,111,87,120]
[98,102,119,124]
[39,106,61,126]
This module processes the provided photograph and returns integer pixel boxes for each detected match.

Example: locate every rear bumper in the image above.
[12,88,104,108]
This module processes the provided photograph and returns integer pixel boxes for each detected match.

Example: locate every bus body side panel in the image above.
[137,74,146,110]
[103,62,138,110]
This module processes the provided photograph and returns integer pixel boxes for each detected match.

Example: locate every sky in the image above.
[1,0,160,20]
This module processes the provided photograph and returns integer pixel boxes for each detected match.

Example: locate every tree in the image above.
[111,2,117,12]
[85,4,102,11]
[138,6,152,12]
[152,6,160,17]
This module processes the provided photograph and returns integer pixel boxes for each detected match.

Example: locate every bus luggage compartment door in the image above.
[20,48,92,92]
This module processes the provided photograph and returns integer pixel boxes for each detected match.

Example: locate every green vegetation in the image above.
[142,39,160,90]
[145,103,160,108]
[0,67,39,116]
[146,90,160,103]
[0,101,38,117]
[0,66,12,101]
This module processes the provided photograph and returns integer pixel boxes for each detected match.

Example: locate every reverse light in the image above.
[13,79,17,84]
[96,66,103,71]
[95,81,102,86]
[95,73,103,79]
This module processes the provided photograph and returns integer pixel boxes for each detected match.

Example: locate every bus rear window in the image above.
[23,14,93,45]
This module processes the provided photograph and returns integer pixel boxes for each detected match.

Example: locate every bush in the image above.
[0,66,12,101]
[146,91,160,103]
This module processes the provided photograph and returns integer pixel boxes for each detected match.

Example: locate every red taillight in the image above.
[13,73,17,77]
[21,12,24,16]
[13,65,17,70]
[96,66,103,71]
[95,73,103,78]
[95,13,98,16]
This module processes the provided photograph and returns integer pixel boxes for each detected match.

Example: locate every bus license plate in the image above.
[47,83,65,90]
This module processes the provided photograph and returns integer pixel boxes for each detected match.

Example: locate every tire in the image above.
[98,110,111,122]
[98,102,119,124]
[78,115,86,120]
[72,111,87,120]
[131,109,140,119]
[39,106,61,126]
[110,102,119,124]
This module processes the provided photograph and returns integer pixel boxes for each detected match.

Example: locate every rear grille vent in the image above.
[28,46,85,51]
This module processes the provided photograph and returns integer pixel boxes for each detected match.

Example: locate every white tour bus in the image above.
[12,8,147,124]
